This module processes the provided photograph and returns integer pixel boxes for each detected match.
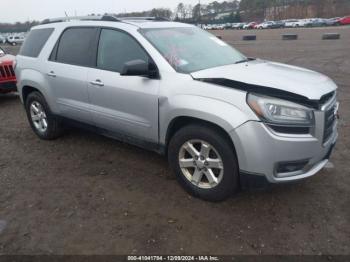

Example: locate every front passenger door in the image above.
[87,29,160,144]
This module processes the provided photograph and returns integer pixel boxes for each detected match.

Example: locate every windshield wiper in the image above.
[235,57,256,64]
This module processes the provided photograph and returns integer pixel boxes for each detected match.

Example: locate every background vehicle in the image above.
[243,22,257,29]
[256,21,270,29]
[256,21,282,29]
[0,47,16,93]
[308,18,327,27]
[285,19,310,27]
[236,23,246,29]
[284,19,299,27]
[214,24,225,30]
[7,35,25,46]
[0,35,6,44]
[274,20,285,28]
[338,16,350,25]
[224,23,232,29]
[16,16,339,201]
[325,17,341,26]
[232,23,244,29]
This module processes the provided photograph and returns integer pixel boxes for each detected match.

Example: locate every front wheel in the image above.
[168,124,239,202]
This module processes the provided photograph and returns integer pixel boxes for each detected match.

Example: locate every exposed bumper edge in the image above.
[273,159,329,182]
[240,158,330,190]
[240,171,270,190]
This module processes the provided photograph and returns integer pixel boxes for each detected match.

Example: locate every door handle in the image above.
[90,79,104,87]
[47,71,56,77]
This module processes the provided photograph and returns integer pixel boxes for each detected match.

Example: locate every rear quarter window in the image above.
[19,28,54,58]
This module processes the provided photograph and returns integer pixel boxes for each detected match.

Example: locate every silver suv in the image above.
[15,16,339,201]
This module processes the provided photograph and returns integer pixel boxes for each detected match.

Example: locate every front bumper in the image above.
[230,117,338,184]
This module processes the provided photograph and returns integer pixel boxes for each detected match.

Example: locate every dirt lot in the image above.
[0,26,349,255]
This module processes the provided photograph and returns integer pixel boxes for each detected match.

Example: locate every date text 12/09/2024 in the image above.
[127,256,220,261]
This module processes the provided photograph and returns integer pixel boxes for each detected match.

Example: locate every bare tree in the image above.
[176,3,186,19]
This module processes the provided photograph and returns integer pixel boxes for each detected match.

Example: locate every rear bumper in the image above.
[0,81,17,93]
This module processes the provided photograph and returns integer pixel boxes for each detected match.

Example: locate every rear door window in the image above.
[19,28,54,58]
[54,27,97,67]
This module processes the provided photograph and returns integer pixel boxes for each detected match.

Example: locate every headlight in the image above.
[247,93,314,126]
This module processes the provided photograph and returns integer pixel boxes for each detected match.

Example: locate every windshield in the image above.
[140,27,246,74]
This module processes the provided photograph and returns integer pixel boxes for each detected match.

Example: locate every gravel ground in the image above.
[0,26,349,255]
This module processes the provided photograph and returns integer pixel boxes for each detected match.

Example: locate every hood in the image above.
[191,59,337,101]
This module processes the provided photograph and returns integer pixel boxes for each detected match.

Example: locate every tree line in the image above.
[240,0,350,21]
[175,0,350,23]
[120,0,349,23]
[0,21,39,33]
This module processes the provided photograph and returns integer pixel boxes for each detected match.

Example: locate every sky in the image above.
[1,0,215,23]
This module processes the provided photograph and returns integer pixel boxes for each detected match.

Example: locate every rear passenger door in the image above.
[87,28,160,144]
[47,27,98,124]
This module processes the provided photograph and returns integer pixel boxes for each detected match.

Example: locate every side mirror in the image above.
[0,47,5,57]
[120,59,158,78]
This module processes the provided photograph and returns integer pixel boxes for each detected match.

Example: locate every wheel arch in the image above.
[159,94,250,148]
[22,85,41,104]
[164,116,238,157]
[18,68,58,113]
[17,68,49,101]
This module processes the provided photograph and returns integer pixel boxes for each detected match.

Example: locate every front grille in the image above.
[323,103,337,143]
[0,64,16,81]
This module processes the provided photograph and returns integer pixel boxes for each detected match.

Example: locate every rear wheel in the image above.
[25,91,63,140]
[168,124,239,201]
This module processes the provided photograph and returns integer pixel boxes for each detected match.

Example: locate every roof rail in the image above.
[118,17,170,21]
[40,15,120,25]
[40,15,170,25]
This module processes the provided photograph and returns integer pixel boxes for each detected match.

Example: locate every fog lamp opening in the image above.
[276,160,309,177]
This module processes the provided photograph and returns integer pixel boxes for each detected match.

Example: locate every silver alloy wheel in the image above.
[30,101,48,133]
[179,139,224,189]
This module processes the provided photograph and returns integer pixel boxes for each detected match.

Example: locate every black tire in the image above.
[168,124,239,202]
[25,91,63,140]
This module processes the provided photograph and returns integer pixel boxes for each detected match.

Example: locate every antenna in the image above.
[199,0,201,24]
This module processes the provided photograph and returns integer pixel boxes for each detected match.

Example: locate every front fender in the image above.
[159,94,250,145]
